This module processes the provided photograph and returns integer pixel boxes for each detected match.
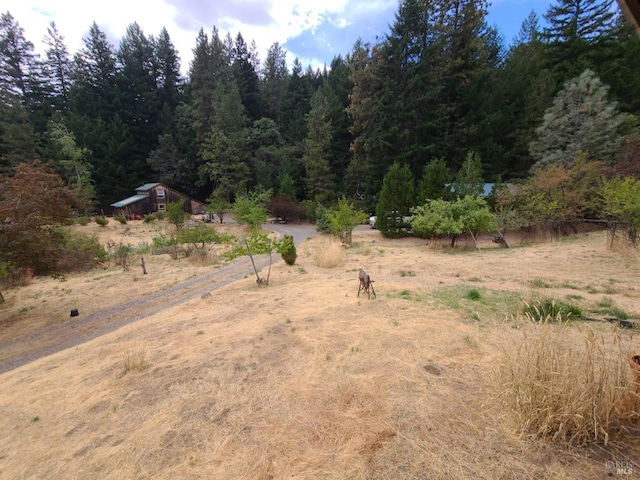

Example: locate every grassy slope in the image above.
[0,223,639,479]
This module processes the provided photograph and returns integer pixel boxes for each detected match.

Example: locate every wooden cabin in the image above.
[110,183,206,218]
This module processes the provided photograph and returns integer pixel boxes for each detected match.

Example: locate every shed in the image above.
[110,183,206,218]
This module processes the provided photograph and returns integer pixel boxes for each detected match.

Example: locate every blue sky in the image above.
[8,0,582,73]
[284,0,558,65]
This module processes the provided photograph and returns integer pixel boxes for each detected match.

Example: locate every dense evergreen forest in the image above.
[1,0,640,214]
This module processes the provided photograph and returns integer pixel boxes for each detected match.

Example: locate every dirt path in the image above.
[0,223,322,375]
[0,254,282,375]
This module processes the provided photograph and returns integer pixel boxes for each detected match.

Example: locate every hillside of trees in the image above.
[1,0,639,225]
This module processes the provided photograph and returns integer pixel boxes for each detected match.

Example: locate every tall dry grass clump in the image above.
[496,318,640,446]
[118,339,148,378]
[311,241,344,268]
[188,250,218,266]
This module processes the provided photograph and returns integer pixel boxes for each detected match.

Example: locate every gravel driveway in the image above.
[0,223,320,375]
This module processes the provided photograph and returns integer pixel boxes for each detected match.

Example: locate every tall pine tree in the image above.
[0,12,43,168]
[261,42,288,127]
[303,87,335,204]
[529,69,628,171]
[541,0,615,82]
[43,21,72,112]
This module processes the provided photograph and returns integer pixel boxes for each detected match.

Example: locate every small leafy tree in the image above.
[207,189,231,224]
[376,162,415,238]
[224,229,273,260]
[0,161,76,273]
[411,196,496,248]
[233,188,272,230]
[166,199,189,230]
[325,197,367,245]
[493,184,527,237]
[601,176,640,248]
[516,157,603,238]
[452,151,484,198]
[107,239,135,271]
[49,121,95,214]
[176,225,227,258]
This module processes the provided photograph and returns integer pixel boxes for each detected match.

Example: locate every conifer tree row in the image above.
[0,0,638,213]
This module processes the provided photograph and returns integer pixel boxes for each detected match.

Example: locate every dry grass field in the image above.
[1,220,639,479]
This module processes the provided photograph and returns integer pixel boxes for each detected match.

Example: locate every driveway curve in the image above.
[0,222,320,375]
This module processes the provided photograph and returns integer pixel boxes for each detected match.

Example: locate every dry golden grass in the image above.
[118,339,149,378]
[310,239,344,268]
[496,318,640,446]
[0,225,639,479]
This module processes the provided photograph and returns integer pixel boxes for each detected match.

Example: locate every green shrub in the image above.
[152,234,176,249]
[107,240,135,271]
[522,298,582,322]
[57,228,108,272]
[315,203,331,232]
[131,242,151,255]
[466,288,481,300]
[175,225,225,258]
[76,215,89,226]
[143,214,155,223]
[151,233,179,258]
[155,211,166,221]
[0,262,35,287]
[114,215,127,224]
[305,200,319,223]
[277,235,297,265]
[95,216,109,227]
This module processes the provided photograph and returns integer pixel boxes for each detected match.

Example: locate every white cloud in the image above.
[11,1,179,56]
[9,0,396,73]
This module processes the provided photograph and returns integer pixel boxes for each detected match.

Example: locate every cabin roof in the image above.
[135,183,161,192]
[110,194,149,208]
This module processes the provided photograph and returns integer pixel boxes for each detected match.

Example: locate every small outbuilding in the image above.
[110,183,206,218]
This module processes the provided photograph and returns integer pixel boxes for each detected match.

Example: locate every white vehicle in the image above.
[370,212,413,230]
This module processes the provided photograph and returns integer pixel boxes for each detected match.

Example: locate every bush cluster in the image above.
[276,235,297,265]
[57,229,108,272]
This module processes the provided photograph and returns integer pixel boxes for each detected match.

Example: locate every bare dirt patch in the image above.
[0,224,639,479]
